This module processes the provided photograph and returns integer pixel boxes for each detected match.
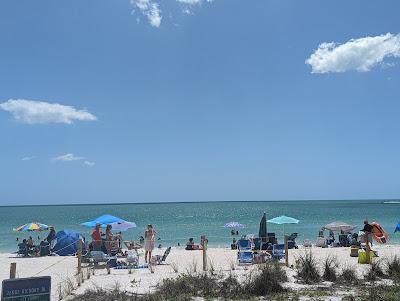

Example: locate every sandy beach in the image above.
[1,244,399,300]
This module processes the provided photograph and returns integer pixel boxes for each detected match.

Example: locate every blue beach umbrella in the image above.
[224,222,245,229]
[267,215,299,235]
[395,222,400,233]
[81,214,137,231]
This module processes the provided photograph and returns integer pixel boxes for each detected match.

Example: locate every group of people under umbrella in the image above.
[14,215,138,257]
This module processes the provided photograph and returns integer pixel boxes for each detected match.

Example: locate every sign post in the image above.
[2,276,51,301]
[9,263,16,279]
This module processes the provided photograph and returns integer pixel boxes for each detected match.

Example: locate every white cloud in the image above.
[22,156,35,161]
[52,153,84,162]
[131,0,162,28]
[177,0,213,4]
[84,161,95,167]
[131,0,215,27]
[0,99,97,124]
[306,33,400,73]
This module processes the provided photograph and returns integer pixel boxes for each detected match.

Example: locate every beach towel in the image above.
[114,264,149,270]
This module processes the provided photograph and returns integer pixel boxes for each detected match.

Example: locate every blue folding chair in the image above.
[237,239,253,264]
[272,244,285,261]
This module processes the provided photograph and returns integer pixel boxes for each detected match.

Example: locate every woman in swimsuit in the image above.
[144,224,156,263]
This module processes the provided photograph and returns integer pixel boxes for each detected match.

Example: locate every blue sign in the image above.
[1,277,51,301]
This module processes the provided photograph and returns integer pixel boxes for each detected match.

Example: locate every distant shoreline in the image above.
[0,198,399,208]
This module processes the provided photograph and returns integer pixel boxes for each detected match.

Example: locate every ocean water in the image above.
[0,200,399,252]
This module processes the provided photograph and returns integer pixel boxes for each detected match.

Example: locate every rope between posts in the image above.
[32,256,70,276]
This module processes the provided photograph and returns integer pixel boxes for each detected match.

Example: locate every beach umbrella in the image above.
[110,221,137,232]
[81,214,136,231]
[267,215,299,235]
[323,221,355,232]
[224,222,245,229]
[14,222,49,232]
[259,213,267,242]
[395,222,400,233]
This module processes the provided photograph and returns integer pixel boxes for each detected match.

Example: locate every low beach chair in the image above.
[16,243,29,257]
[315,237,327,248]
[84,251,117,266]
[339,234,350,247]
[237,239,253,264]
[154,246,171,265]
[272,244,285,261]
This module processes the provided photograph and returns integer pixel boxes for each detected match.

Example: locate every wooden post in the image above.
[77,239,82,274]
[10,263,16,279]
[284,235,289,267]
[365,232,371,264]
[201,235,207,271]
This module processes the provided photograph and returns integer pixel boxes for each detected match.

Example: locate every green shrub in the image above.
[295,251,321,284]
[338,266,359,285]
[244,261,288,295]
[365,260,385,281]
[322,255,338,282]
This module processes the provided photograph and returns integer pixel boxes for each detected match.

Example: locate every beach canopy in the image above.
[14,222,49,232]
[259,213,267,241]
[224,222,245,229]
[81,214,137,231]
[323,221,355,232]
[395,222,400,233]
[267,215,299,225]
[53,230,85,256]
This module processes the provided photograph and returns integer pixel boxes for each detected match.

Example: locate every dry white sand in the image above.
[1,245,399,300]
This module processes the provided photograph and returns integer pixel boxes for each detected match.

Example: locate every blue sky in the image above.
[0,0,399,205]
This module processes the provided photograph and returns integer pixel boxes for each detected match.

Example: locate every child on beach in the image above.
[144,224,156,263]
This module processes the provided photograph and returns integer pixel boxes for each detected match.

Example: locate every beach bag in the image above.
[350,246,359,257]
[358,250,374,264]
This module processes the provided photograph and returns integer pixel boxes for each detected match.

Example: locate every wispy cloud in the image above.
[22,156,35,161]
[306,33,400,73]
[131,0,215,27]
[131,0,162,28]
[0,99,97,124]
[52,153,84,162]
[84,161,95,167]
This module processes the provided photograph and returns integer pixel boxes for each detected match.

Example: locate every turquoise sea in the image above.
[0,200,399,252]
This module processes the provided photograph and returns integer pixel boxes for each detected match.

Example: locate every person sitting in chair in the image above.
[185,238,195,250]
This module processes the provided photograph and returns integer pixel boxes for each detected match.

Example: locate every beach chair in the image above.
[253,237,262,251]
[84,251,117,266]
[288,233,299,249]
[339,234,350,247]
[154,246,171,265]
[272,244,285,261]
[237,239,253,264]
[315,237,327,248]
[16,243,29,257]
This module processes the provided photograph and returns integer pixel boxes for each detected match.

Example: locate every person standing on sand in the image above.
[363,219,373,246]
[105,224,114,255]
[144,224,156,263]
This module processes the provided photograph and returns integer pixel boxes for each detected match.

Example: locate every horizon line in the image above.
[0,198,398,208]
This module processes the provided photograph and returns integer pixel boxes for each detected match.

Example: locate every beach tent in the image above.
[81,214,136,232]
[395,222,400,233]
[53,230,85,256]
[259,213,267,242]
[323,221,355,232]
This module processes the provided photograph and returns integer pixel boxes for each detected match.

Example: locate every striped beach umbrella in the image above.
[224,222,245,229]
[14,222,49,232]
